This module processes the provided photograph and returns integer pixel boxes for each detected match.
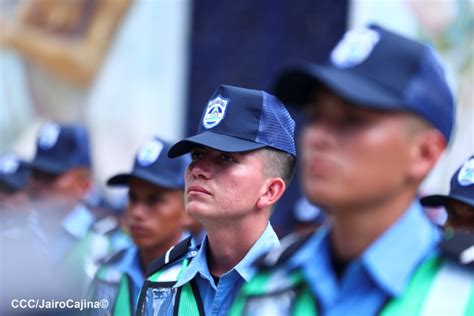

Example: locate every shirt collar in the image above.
[175,223,280,287]
[62,204,95,239]
[289,201,441,297]
[362,201,441,296]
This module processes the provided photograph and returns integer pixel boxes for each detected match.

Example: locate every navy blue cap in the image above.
[169,85,296,158]
[0,153,30,191]
[421,155,474,208]
[107,137,190,190]
[274,24,454,142]
[30,122,91,174]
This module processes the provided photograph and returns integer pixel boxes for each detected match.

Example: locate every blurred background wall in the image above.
[1,0,472,237]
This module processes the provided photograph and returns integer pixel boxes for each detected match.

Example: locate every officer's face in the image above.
[301,90,419,212]
[185,147,267,222]
[28,168,86,212]
[445,200,474,232]
[127,178,185,250]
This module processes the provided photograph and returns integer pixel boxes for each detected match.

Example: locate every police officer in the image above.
[0,152,31,214]
[28,122,96,294]
[421,155,474,232]
[88,137,190,316]
[136,85,297,316]
[231,24,474,315]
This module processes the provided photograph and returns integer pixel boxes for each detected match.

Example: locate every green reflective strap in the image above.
[177,282,201,316]
[292,274,318,316]
[177,259,190,278]
[229,272,272,316]
[380,256,442,316]
[176,260,201,316]
[148,258,189,282]
[113,275,132,316]
[463,284,474,316]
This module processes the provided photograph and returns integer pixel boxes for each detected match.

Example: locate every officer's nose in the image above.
[127,202,147,221]
[188,158,212,180]
[302,121,336,152]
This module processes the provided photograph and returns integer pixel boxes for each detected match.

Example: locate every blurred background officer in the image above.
[232,24,474,315]
[422,155,474,232]
[137,85,296,316]
[89,137,190,316]
[27,121,96,294]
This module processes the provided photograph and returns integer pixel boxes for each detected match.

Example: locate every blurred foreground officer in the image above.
[231,24,474,315]
[28,122,95,292]
[89,137,190,316]
[137,85,296,316]
[0,153,33,238]
[0,153,31,213]
[422,155,474,232]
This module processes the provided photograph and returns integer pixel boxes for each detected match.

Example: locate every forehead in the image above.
[190,146,260,158]
[129,177,173,194]
[306,88,402,117]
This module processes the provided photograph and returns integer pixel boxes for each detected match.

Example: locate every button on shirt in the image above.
[175,223,280,316]
[288,201,441,316]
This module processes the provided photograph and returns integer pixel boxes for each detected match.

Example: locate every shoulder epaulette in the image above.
[254,231,313,270]
[91,216,119,235]
[99,247,129,267]
[440,230,474,269]
[146,236,196,277]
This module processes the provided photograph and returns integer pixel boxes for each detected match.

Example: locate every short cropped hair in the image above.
[259,147,296,187]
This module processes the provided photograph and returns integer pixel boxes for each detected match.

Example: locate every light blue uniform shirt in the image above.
[175,223,280,316]
[45,203,95,263]
[288,201,441,316]
[119,246,145,309]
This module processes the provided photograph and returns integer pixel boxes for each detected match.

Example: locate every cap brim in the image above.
[274,62,404,111]
[29,158,68,175]
[0,176,22,191]
[107,170,183,190]
[420,194,474,208]
[168,131,265,158]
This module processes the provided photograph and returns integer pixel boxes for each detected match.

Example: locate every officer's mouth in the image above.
[187,185,211,195]
[130,224,149,236]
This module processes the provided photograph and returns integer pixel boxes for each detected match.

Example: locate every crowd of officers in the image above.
[1,24,473,316]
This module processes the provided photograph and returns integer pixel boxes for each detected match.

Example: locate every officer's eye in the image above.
[145,194,164,206]
[128,192,138,204]
[219,153,235,163]
[191,150,205,161]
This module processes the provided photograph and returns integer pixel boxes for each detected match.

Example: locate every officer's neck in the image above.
[139,232,183,273]
[205,215,268,277]
[329,192,415,261]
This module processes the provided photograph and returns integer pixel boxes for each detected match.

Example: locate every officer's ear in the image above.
[407,126,446,182]
[257,177,286,210]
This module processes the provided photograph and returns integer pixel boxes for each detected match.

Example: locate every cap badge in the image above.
[38,122,60,150]
[458,158,474,186]
[330,27,380,68]
[202,95,229,129]
[0,154,20,174]
[137,139,163,166]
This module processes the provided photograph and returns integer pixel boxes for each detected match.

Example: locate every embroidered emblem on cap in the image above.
[137,139,163,166]
[38,122,61,150]
[330,27,380,68]
[0,154,20,174]
[202,95,229,129]
[458,158,474,186]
